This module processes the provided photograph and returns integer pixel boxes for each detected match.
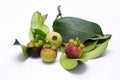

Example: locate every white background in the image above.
[0,0,120,80]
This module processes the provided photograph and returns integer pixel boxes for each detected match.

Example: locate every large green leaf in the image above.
[53,17,104,43]
[29,11,49,40]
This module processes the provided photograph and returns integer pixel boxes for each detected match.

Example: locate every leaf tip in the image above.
[13,39,20,45]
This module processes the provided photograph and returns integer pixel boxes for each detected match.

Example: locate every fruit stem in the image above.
[55,5,62,20]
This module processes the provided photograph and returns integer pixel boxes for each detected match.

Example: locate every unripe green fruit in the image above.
[46,32,63,48]
[40,48,57,62]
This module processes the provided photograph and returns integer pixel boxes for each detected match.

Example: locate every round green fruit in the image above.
[46,32,63,48]
[40,48,57,63]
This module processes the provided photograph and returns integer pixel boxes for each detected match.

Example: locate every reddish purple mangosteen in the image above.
[27,40,44,58]
[64,38,83,58]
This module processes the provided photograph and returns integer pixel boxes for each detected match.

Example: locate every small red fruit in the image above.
[64,38,82,58]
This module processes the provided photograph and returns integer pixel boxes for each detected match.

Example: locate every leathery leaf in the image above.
[53,17,104,43]
[60,54,78,70]
[81,39,109,59]
[60,53,88,70]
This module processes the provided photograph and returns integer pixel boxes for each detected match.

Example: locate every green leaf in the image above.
[20,45,29,58]
[29,11,49,40]
[33,29,47,41]
[31,11,43,27]
[60,53,88,70]
[60,54,78,70]
[53,17,104,43]
[13,39,20,45]
[29,27,34,40]
[13,39,29,58]
[41,24,49,34]
[82,40,98,53]
[42,14,48,22]
[81,39,109,59]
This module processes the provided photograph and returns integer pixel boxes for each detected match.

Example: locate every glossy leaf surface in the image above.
[53,17,104,43]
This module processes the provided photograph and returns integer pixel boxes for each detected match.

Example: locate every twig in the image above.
[56,5,62,19]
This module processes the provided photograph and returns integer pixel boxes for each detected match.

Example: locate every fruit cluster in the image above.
[26,31,84,63]
[26,32,63,63]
